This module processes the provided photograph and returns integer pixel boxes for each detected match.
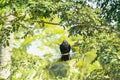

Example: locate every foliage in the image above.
[0,0,120,80]
[88,0,120,30]
[11,48,49,80]
[11,24,120,80]
[0,0,103,46]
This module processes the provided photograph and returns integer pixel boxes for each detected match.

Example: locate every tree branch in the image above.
[24,19,120,34]
[32,20,61,25]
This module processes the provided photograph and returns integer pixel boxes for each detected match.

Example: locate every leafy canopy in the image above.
[0,0,120,80]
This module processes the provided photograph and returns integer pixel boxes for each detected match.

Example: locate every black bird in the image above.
[60,40,71,61]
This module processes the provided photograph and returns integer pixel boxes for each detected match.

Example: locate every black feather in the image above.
[60,40,71,61]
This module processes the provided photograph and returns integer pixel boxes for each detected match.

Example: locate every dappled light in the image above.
[0,0,120,80]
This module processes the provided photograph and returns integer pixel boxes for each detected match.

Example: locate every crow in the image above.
[60,40,71,61]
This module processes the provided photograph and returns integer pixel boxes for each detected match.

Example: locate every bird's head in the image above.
[62,40,69,45]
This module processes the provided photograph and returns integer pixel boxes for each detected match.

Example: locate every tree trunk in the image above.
[0,44,12,79]
[0,15,14,79]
